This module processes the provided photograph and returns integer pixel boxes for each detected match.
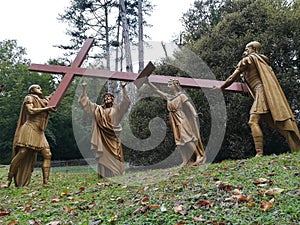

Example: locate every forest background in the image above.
[0,0,299,166]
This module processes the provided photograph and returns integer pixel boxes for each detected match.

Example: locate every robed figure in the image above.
[147,79,206,167]
[79,82,131,178]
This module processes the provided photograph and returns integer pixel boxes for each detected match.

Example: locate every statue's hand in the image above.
[121,81,127,88]
[212,85,221,90]
[48,106,57,112]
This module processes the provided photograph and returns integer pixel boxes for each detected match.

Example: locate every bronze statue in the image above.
[219,41,300,156]
[1,85,56,189]
[79,82,131,178]
[147,78,206,166]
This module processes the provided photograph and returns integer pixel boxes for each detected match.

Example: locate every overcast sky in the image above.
[0,0,195,64]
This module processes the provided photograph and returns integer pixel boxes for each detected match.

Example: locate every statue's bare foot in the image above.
[1,180,11,189]
[191,155,205,166]
[179,161,188,168]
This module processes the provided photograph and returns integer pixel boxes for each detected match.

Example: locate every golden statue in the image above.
[79,82,131,178]
[147,78,206,166]
[1,85,56,188]
[220,41,300,156]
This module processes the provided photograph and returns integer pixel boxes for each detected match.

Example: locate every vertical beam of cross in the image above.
[47,38,94,107]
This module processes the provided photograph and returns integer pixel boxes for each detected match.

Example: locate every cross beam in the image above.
[29,38,247,107]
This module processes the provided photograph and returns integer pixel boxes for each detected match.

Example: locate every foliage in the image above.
[0,152,299,224]
[124,92,177,166]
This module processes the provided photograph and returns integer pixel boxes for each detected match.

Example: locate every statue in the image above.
[146,78,206,166]
[79,82,131,178]
[1,85,56,188]
[219,41,300,156]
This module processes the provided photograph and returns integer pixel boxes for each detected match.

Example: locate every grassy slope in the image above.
[0,151,299,225]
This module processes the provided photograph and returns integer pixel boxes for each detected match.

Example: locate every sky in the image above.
[0,0,195,64]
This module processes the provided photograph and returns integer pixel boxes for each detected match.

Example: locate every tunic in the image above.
[230,53,300,139]
[12,94,50,186]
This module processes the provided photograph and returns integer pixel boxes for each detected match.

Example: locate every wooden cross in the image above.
[29,38,247,108]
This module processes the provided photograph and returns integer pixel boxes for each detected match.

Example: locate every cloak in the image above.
[249,53,300,138]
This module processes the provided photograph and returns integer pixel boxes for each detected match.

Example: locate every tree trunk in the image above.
[138,0,144,73]
[119,0,135,103]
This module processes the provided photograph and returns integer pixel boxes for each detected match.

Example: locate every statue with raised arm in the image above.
[1,84,56,188]
[79,82,131,178]
[219,41,300,156]
[147,78,206,167]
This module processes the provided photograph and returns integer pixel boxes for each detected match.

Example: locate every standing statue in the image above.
[219,41,300,156]
[147,78,206,166]
[1,85,56,188]
[79,82,131,178]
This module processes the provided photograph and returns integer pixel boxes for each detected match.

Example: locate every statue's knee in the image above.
[248,120,256,128]
[43,149,52,160]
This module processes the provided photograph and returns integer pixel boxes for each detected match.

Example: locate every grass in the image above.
[0,151,299,225]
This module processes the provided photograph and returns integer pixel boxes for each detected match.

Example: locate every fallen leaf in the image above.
[232,189,243,195]
[197,200,214,208]
[260,199,274,211]
[141,197,149,205]
[79,186,86,191]
[173,205,184,213]
[218,183,233,192]
[193,215,204,222]
[247,195,254,202]
[108,215,118,222]
[24,204,31,212]
[133,206,149,214]
[264,188,284,196]
[28,219,42,225]
[7,221,18,225]
[235,194,248,203]
[60,190,68,197]
[158,194,164,200]
[173,205,187,215]
[117,197,124,203]
[149,204,160,209]
[45,221,60,225]
[51,198,60,203]
[247,202,255,207]
[253,178,269,186]
[160,204,167,212]
[0,211,10,216]
[62,206,72,213]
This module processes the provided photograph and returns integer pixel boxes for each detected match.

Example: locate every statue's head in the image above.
[103,92,115,105]
[245,41,261,53]
[167,79,181,92]
[28,84,42,94]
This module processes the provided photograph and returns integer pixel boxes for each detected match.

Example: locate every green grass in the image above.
[0,152,299,225]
